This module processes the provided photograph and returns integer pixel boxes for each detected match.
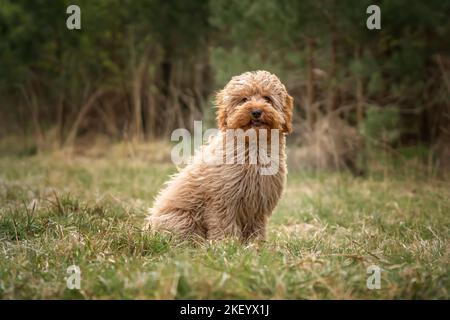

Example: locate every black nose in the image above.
[251,109,262,118]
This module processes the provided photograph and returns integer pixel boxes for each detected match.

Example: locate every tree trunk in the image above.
[131,55,149,141]
[327,29,338,114]
[306,37,317,129]
[355,46,364,127]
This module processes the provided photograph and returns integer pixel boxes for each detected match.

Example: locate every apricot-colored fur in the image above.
[145,70,294,242]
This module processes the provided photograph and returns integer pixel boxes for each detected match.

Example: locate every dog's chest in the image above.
[223,163,286,217]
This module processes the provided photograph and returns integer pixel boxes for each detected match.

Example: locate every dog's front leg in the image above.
[243,215,268,243]
[204,209,242,241]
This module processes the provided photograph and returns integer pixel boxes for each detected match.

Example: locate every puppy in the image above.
[145,70,293,242]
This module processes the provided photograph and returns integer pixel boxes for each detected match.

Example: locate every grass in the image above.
[0,143,448,299]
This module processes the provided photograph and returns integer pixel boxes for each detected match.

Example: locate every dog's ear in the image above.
[282,94,294,134]
[215,90,227,131]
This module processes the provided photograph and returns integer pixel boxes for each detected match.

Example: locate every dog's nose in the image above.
[251,109,262,119]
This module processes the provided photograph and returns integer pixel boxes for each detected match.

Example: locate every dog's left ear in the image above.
[282,94,294,134]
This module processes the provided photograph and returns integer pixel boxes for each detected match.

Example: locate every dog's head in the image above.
[216,70,294,134]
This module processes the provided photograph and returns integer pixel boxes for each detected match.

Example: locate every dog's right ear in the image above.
[215,90,227,131]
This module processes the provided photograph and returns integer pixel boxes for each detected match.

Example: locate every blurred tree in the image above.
[0,0,448,173]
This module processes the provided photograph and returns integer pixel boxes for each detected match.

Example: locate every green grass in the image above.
[0,145,449,299]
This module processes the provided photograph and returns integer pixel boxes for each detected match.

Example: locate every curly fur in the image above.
[145,70,294,242]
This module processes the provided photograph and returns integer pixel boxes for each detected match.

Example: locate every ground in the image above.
[0,143,448,299]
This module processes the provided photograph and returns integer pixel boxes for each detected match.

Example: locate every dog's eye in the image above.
[239,97,248,104]
[263,96,272,104]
